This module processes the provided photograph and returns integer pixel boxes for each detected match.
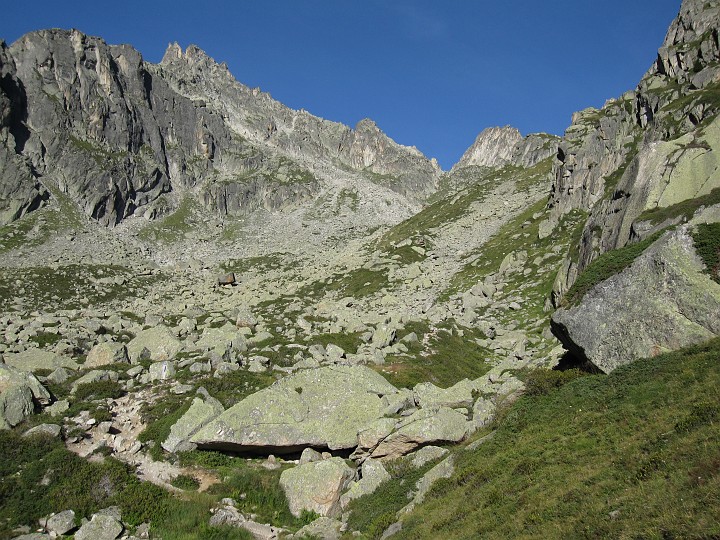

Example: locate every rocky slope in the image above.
[0,29,439,229]
[0,0,719,538]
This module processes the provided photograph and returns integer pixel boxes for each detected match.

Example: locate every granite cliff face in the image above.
[0,30,439,227]
[452,126,557,172]
[549,0,720,302]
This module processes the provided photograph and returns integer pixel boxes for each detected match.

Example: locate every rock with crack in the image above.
[340,458,391,509]
[85,342,129,368]
[3,348,78,372]
[370,407,469,460]
[195,323,247,358]
[0,364,51,429]
[127,326,183,363]
[412,379,476,409]
[552,227,720,372]
[191,366,399,453]
[162,395,225,453]
[279,457,355,518]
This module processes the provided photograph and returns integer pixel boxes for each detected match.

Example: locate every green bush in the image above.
[523,368,587,396]
[691,222,720,282]
[73,379,125,402]
[171,474,200,491]
[563,229,667,306]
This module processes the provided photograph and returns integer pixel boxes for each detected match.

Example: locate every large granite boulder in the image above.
[127,326,182,363]
[552,227,720,372]
[340,458,391,509]
[85,342,129,368]
[3,348,77,372]
[191,366,398,453]
[162,395,224,453]
[370,407,469,460]
[0,364,51,429]
[279,457,355,518]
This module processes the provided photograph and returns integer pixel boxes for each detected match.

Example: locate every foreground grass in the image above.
[392,338,720,539]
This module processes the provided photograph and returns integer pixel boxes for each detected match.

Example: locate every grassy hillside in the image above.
[365,338,720,539]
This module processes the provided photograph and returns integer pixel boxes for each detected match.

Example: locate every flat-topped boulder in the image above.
[127,326,182,363]
[3,348,78,372]
[191,365,399,453]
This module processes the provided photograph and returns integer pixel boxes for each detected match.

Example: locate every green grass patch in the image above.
[638,187,720,226]
[562,229,668,306]
[322,268,389,298]
[171,474,201,491]
[393,338,720,539]
[138,394,193,461]
[138,196,198,244]
[380,321,491,389]
[0,431,182,538]
[346,458,436,539]
[691,222,720,282]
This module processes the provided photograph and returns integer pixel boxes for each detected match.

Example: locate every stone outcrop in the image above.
[0,30,440,227]
[191,366,399,453]
[279,457,355,518]
[452,126,558,171]
[550,0,720,303]
[552,227,720,372]
[0,363,51,429]
[162,395,224,453]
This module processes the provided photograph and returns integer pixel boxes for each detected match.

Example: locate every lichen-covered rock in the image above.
[195,323,247,357]
[289,517,343,540]
[127,326,182,363]
[398,456,456,515]
[0,364,51,429]
[552,227,720,372]
[85,342,129,368]
[191,366,398,453]
[162,395,224,453]
[279,457,355,518]
[370,407,469,460]
[413,379,476,409]
[408,445,449,468]
[40,510,76,536]
[74,513,123,540]
[3,348,77,372]
[70,370,119,393]
[148,361,176,382]
[340,458,390,509]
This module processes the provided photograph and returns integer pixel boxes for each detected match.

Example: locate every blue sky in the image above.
[1,1,681,169]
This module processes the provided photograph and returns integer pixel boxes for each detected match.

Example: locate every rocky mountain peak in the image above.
[453,126,523,170]
[452,126,558,173]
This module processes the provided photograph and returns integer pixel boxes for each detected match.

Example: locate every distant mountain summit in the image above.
[0,29,439,226]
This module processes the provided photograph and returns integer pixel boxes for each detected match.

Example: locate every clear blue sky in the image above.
[1,0,681,169]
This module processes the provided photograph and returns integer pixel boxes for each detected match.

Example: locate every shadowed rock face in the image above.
[0,30,440,227]
[552,227,720,373]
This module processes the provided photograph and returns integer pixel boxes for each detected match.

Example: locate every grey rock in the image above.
[127,326,182,363]
[279,457,355,518]
[552,228,720,372]
[0,364,51,429]
[148,361,176,382]
[162,395,224,453]
[290,517,342,540]
[85,342,129,368]
[74,513,123,540]
[192,365,398,453]
[40,510,76,536]
[71,369,119,393]
[24,423,61,438]
[370,407,469,460]
[340,458,390,509]
[3,348,77,372]
[409,445,449,468]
